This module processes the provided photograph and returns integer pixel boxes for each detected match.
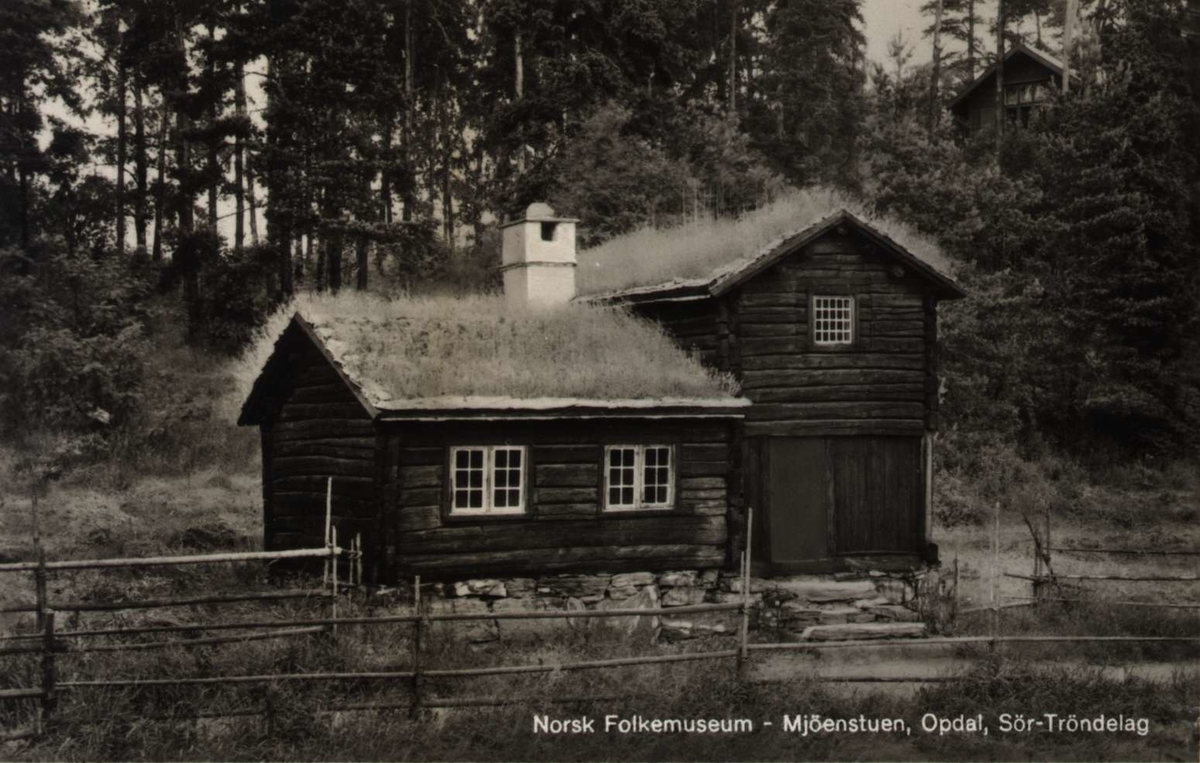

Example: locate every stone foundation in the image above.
[381,568,928,644]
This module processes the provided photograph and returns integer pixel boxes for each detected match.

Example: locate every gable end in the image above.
[238,315,377,426]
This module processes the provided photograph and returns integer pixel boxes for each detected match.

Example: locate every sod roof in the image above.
[574,187,960,299]
[236,293,745,420]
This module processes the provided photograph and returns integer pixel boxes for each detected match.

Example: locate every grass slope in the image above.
[576,186,954,296]
[235,292,741,407]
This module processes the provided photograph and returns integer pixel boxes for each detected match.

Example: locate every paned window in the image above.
[450,446,526,515]
[604,445,673,511]
[812,295,854,345]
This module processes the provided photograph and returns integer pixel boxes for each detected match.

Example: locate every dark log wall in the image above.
[384,419,733,579]
[734,229,932,437]
[263,339,377,557]
[637,225,943,571]
[636,301,723,369]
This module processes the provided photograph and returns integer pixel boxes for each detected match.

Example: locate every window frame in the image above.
[602,444,676,513]
[809,293,857,349]
[446,445,528,519]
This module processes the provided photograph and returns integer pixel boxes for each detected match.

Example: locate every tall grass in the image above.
[576,186,954,296]
[6,609,1195,762]
[232,292,741,408]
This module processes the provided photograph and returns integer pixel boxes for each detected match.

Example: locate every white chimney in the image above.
[500,203,578,308]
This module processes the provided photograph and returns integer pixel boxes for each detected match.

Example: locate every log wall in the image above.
[262,339,377,559]
[729,229,934,437]
[384,419,734,579]
[634,225,945,572]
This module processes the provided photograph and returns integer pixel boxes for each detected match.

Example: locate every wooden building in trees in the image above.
[240,199,965,582]
[949,44,1072,131]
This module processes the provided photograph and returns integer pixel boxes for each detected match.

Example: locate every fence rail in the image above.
[6,491,1200,744]
[0,547,340,574]
[1046,546,1200,557]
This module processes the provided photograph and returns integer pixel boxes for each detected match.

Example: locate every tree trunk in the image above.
[206,21,219,233]
[175,16,200,342]
[247,158,260,245]
[967,0,977,81]
[116,56,128,253]
[294,235,304,285]
[355,233,368,290]
[152,91,168,262]
[728,0,737,112]
[234,64,246,253]
[1063,0,1077,94]
[929,0,944,132]
[403,0,414,222]
[995,0,1005,145]
[514,30,525,174]
[441,81,454,248]
[134,72,148,255]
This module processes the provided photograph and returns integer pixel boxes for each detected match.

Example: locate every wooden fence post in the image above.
[323,478,333,588]
[410,576,423,718]
[41,610,57,726]
[355,533,363,594]
[330,526,338,641]
[1044,504,1052,593]
[991,501,1000,652]
[738,507,753,677]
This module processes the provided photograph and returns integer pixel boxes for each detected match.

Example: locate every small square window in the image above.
[450,446,526,516]
[605,445,674,511]
[812,295,854,345]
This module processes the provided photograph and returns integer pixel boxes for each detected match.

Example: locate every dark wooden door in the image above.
[766,438,828,563]
[830,437,923,555]
[763,436,925,566]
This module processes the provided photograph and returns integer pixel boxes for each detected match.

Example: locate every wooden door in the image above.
[766,438,828,563]
[763,436,925,567]
[830,437,923,555]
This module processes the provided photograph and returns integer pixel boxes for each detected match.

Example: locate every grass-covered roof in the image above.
[575,187,955,298]
[236,293,743,414]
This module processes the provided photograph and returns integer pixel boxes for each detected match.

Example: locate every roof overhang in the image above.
[374,396,752,422]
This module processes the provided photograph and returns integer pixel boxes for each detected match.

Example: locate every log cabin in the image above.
[240,198,965,584]
[949,44,1074,131]
[575,195,966,575]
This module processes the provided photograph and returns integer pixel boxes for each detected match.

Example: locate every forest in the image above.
[1,0,1198,506]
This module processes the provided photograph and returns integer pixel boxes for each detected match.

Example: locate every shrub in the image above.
[0,241,151,438]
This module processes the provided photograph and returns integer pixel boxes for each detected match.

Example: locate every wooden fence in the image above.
[6,496,1200,743]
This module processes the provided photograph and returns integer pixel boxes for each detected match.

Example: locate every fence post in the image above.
[991,501,1000,652]
[410,576,423,718]
[355,533,363,594]
[41,610,57,727]
[323,478,333,587]
[330,526,338,641]
[738,507,753,677]
[1044,504,1052,590]
[31,493,48,632]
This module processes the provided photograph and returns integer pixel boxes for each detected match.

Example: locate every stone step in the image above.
[799,622,927,641]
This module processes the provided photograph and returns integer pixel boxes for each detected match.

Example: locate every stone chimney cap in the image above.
[501,202,580,228]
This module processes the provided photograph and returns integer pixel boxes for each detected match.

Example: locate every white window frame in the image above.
[603,444,674,512]
[449,445,527,516]
[812,295,855,346]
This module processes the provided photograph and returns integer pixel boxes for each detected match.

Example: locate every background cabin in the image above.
[949,44,1069,131]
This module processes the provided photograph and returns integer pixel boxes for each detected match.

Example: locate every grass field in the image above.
[2,389,1200,760]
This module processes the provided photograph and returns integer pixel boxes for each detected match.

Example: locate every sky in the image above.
[862,0,937,66]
